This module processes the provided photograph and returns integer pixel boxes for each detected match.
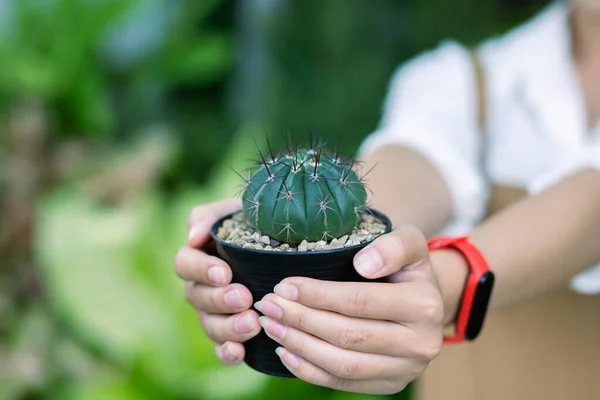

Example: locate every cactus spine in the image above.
[240,137,368,244]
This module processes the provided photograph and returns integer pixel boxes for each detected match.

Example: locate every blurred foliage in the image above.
[0,0,234,183]
[0,0,231,136]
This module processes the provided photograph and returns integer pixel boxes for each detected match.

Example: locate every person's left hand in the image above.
[254,226,445,395]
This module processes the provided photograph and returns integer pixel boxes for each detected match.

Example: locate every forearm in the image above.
[362,146,453,237]
[434,168,600,324]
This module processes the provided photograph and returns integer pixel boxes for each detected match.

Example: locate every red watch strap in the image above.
[428,235,490,344]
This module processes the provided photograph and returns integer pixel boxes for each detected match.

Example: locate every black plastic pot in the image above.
[210,209,392,378]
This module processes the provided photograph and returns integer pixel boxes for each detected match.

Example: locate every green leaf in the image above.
[37,192,167,365]
[5,52,63,98]
[63,71,113,136]
[36,188,266,398]
[157,34,232,85]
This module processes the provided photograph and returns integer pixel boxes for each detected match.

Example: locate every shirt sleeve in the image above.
[358,40,489,234]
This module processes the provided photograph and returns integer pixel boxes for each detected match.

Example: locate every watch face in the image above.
[465,271,495,341]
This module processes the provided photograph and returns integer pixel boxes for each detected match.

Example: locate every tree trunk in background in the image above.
[0,100,48,333]
[230,0,283,124]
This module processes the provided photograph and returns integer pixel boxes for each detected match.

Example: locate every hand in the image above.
[254,226,445,394]
[174,199,261,365]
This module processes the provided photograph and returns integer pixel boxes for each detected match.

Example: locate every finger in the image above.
[273,278,443,323]
[215,341,245,366]
[255,294,404,355]
[353,226,429,280]
[256,294,440,357]
[200,309,261,344]
[174,246,232,286]
[188,199,242,248]
[186,282,252,314]
[258,316,405,380]
[274,347,408,395]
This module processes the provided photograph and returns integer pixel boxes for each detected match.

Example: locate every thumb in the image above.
[353,226,430,280]
[188,198,241,248]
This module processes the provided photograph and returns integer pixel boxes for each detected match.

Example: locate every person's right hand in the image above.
[174,199,261,365]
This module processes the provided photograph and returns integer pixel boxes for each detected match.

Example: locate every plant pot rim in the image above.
[210,208,392,256]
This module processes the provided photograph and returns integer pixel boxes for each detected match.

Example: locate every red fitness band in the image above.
[427,235,495,344]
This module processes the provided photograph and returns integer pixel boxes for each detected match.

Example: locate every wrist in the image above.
[430,248,470,326]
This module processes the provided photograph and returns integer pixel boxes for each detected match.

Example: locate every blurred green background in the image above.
[0,0,548,399]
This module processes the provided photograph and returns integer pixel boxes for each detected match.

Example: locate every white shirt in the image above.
[359,0,600,294]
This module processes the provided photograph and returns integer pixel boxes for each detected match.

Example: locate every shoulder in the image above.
[476,1,568,87]
[390,1,566,91]
[478,1,566,58]
[388,40,473,90]
[382,40,476,121]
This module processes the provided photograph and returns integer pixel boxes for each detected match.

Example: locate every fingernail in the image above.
[234,313,258,334]
[223,343,241,362]
[354,247,384,276]
[224,289,245,309]
[273,283,298,301]
[188,220,207,242]
[276,347,300,369]
[254,301,283,319]
[258,316,287,340]
[208,266,226,285]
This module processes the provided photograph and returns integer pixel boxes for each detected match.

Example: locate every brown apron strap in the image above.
[470,49,487,135]
[469,48,527,217]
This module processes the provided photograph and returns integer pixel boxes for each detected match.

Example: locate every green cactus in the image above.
[240,136,369,244]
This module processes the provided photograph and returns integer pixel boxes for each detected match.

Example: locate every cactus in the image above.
[239,136,369,244]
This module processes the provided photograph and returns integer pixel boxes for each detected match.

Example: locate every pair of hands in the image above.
[174,199,446,395]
